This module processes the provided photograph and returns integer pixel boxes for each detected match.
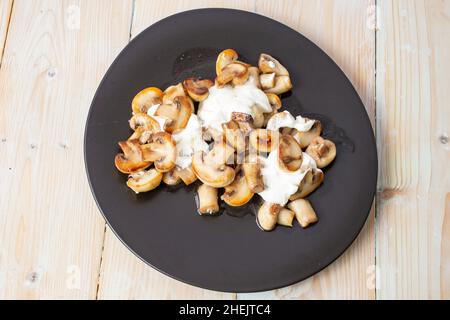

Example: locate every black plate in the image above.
[84,9,377,293]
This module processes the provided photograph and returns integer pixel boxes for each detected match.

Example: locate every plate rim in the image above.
[84,7,378,293]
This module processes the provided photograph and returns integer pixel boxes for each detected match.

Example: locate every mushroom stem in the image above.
[287,199,318,228]
[257,202,282,231]
[197,184,220,215]
[277,208,295,227]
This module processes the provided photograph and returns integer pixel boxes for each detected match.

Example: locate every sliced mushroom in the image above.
[222,120,246,153]
[176,166,198,185]
[216,48,238,76]
[260,72,276,90]
[192,142,236,188]
[262,93,282,127]
[231,112,254,135]
[288,199,318,228]
[305,136,336,169]
[128,126,153,144]
[258,53,289,76]
[126,169,163,194]
[216,62,249,86]
[197,184,220,215]
[221,172,254,207]
[277,208,295,227]
[183,77,214,102]
[251,106,265,128]
[131,87,163,114]
[162,83,185,104]
[295,121,322,148]
[155,96,193,133]
[242,159,264,193]
[248,66,261,88]
[140,132,176,172]
[289,168,324,201]
[278,134,303,172]
[162,169,181,186]
[264,75,292,95]
[129,113,161,132]
[114,139,151,174]
[249,129,279,153]
[257,202,282,231]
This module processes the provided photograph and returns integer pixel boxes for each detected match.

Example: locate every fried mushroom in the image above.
[264,75,292,95]
[140,132,176,172]
[288,199,318,228]
[248,66,261,88]
[162,169,181,186]
[155,96,193,133]
[289,168,324,201]
[176,166,198,185]
[242,159,264,193]
[221,172,254,207]
[260,72,276,90]
[131,87,163,114]
[222,120,246,152]
[277,208,295,227]
[197,184,220,215]
[114,139,151,174]
[305,136,336,169]
[278,134,303,172]
[126,169,163,194]
[183,77,214,102]
[216,62,249,86]
[257,202,282,231]
[249,129,279,153]
[216,48,239,75]
[129,113,161,132]
[162,83,186,104]
[258,53,289,76]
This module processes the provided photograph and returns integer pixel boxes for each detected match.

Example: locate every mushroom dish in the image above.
[114,49,337,231]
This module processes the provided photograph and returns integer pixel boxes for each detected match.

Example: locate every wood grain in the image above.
[0,0,132,299]
[96,0,255,300]
[0,0,13,63]
[376,0,450,299]
[239,0,376,300]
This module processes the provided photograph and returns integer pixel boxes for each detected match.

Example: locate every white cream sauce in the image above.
[258,151,319,206]
[266,110,315,133]
[197,77,272,131]
[172,114,209,169]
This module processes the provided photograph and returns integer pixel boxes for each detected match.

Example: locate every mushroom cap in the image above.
[221,172,254,207]
[216,48,239,76]
[162,83,186,104]
[183,77,214,102]
[155,95,193,133]
[306,136,337,169]
[258,53,289,76]
[126,169,163,193]
[129,113,161,132]
[278,134,303,172]
[140,132,176,172]
[131,87,163,114]
[192,152,236,188]
[264,75,293,95]
[249,129,279,153]
[128,126,153,144]
[114,139,151,174]
[216,62,250,86]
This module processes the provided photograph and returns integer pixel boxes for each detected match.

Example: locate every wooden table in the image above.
[0,0,448,300]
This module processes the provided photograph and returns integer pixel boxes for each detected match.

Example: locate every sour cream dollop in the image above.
[197,78,272,131]
[258,151,319,206]
[172,114,209,169]
[266,110,315,132]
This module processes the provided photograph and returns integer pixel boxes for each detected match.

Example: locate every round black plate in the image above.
[84,9,377,293]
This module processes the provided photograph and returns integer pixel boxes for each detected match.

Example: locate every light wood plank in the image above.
[0,0,13,63]
[376,0,450,299]
[239,0,376,300]
[0,0,132,299]
[96,0,256,300]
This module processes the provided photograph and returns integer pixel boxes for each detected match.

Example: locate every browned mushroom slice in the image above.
[216,62,249,86]
[221,172,254,207]
[260,72,276,90]
[264,76,292,95]
[251,106,265,128]
[262,93,282,127]
[197,184,220,215]
[222,120,246,153]
[216,49,239,76]
[162,83,186,104]
[257,202,282,231]
[258,53,289,76]
[129,113,161,132]
[183,77,214,102]
[295,121,322,148]
[176,166,198,185]
[305,136,337,169]
[192,142,236,188]
[288,199,318,228]
[277,208,295,227]
[249,129,279,153]
[278,134,303,172]
[248,66,261,88]
[131,87,163,114]
[140,132,176,173]
[128,126,153,144]
[289,168,324,201]
[242,159,264,193]
[114,139,151,174]
[155,96,193,133]
[162,169,181,186]
[126,169,163,194]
